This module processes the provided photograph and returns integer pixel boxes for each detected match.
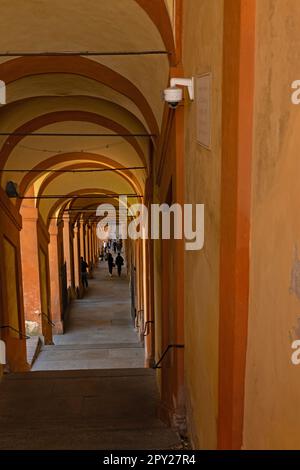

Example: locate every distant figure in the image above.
[113,240,117,253]
[107,252,114,277]
[117,239,123,252]
[80,256,89,288]
[115,253,124,277]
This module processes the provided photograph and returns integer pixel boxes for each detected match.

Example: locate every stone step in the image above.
[26,336,42,366]
[31,345,145,371]
[0,368,180,450]
[4,368,155,380]
[0,426,179,450]
[0,263,180,449]
[42,342,143,351]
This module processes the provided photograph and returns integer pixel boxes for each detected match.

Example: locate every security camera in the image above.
[164,86,183,108]
[163,77,194,109]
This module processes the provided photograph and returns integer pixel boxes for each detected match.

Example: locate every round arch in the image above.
[18,152,145,205]
[0,57,159,135]
[0,110,148,171]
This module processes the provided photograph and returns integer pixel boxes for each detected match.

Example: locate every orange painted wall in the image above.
[152,93,185,429]
[20,195,53,344]
[0,187,28,373]
[20,205,43,332]
[49,220,64,333]
[243,0,300,450]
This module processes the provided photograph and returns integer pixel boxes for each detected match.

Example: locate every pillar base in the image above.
[6,338,31,373]
[145,355,155,368]
[53,320,64,335]
[5,358,30,373]
[67,286,76,302]
[158,399,187,436]
[76,285,84,299]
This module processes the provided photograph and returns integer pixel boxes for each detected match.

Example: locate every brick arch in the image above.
[36,163,143,206]
[66,200,121,225]
[0,110,148,170]
[18,152,144,206]
[0,56,159,136]
[134,0,177,65]
[47,188,126,227]
[3,94,150,136]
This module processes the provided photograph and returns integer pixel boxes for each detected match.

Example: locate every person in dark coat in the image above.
[107,252,114,277]
[80,257,89,288]
[115,253,124,277]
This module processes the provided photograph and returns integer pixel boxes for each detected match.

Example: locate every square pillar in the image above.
[0,188,29,373]
[20,205,53,345]
[73,223,81,295]
[63,215,75,299]
[20,206,43,335]
[48,220,64,334]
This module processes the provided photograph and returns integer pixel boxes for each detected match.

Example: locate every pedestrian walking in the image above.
[107,252,114,277]
[80,256,89,288]
[115,253,124,277]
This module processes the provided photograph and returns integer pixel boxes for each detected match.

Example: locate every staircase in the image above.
[32,342,145,371]
[0,368,181,450]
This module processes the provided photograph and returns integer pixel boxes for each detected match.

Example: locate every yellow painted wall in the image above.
[244,0,300,450]
[182,0,224,449]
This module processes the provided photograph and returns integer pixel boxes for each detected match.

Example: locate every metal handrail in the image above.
[0,325,30,339]
[143,320,154,337]
[39,312,55,327]
[152,344,184,369]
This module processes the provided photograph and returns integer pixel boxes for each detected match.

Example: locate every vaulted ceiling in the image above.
[0,0,175,224]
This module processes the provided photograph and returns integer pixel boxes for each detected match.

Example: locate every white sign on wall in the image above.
[0,340,6,365]
[196,73,212,149]
[0,80,6,105]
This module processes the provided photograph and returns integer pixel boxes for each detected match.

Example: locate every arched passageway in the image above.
[2,0,287,453]
[32,260,145,371]
[0,0,185,450]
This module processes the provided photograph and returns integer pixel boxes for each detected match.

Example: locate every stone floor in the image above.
[32,261,144,370]
[26,336,41,367]
[0,260,181,449]
[0,369,180,449]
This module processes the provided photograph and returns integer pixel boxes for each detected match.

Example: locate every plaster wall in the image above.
[182,0,224,449]
[244,0,300,450]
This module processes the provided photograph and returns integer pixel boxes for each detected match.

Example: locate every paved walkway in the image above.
[0,262,181,450]
[32,261,144,370]
[0,369,180,450]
